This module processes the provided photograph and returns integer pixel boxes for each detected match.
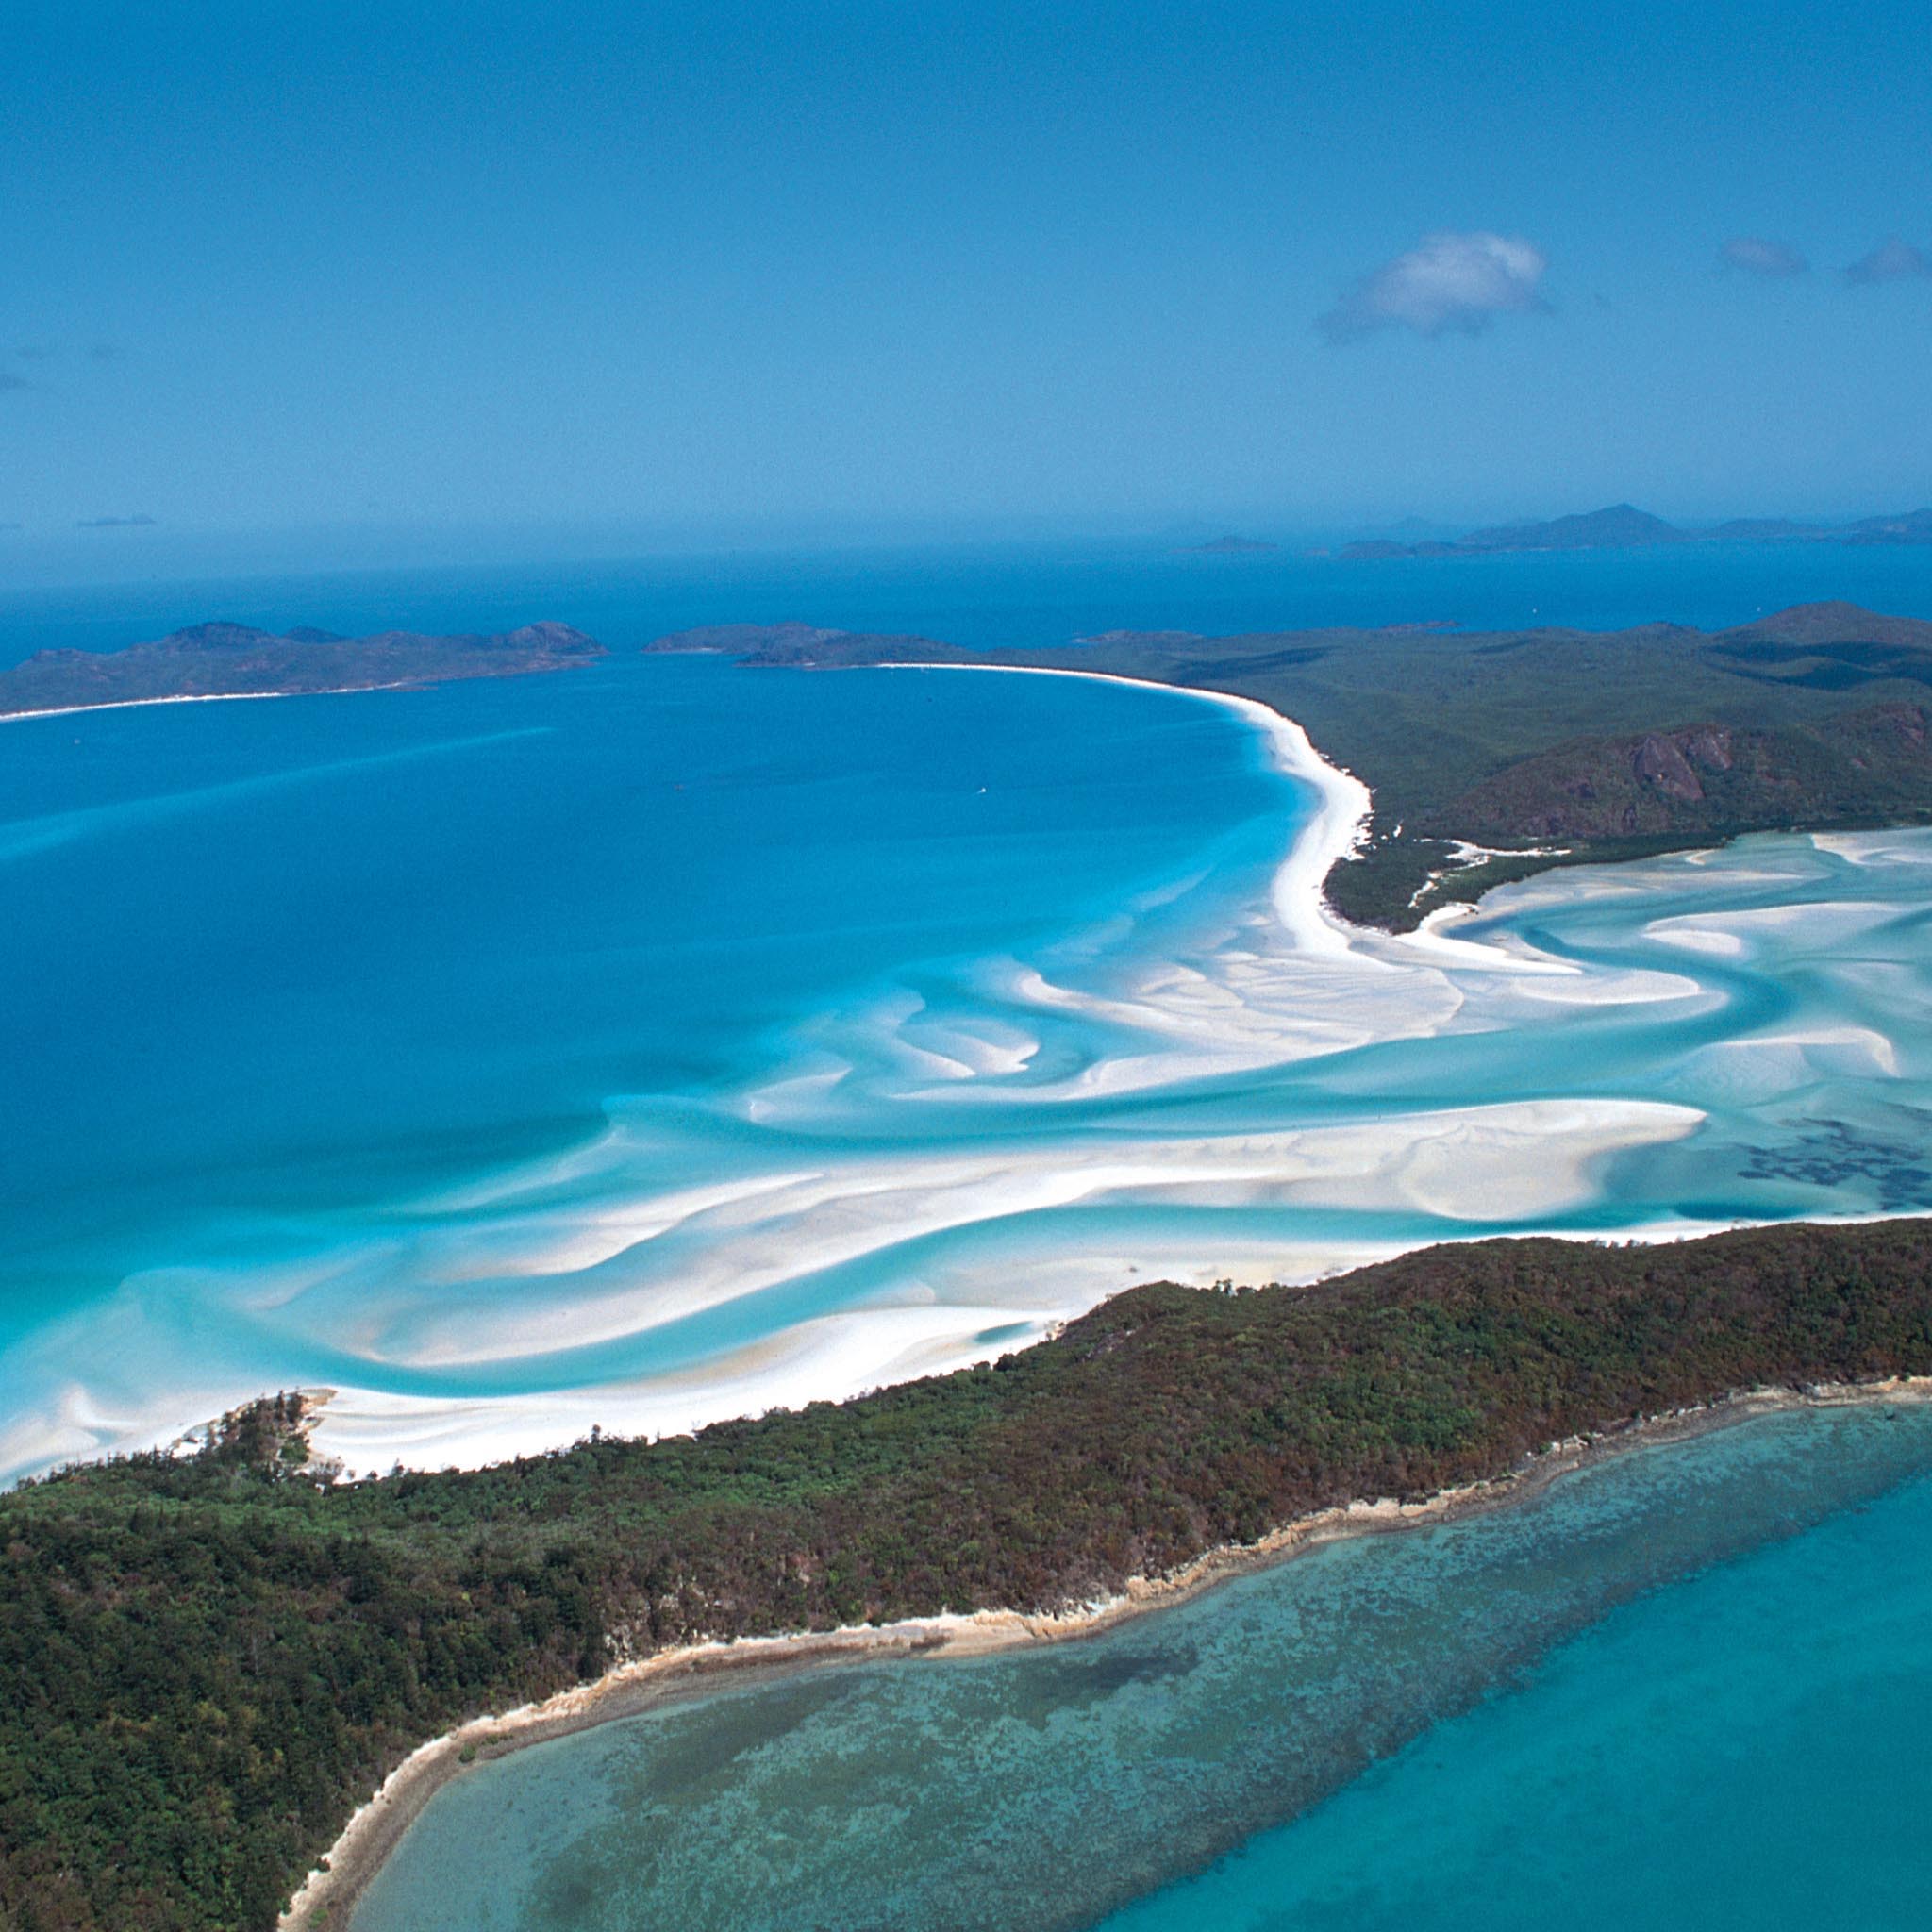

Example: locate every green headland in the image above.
[5,1221,1932,1930]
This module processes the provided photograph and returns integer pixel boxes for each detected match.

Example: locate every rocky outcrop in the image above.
[1438,706,1931,844]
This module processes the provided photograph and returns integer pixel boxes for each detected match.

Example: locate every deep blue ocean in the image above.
[7,535,1932,1924]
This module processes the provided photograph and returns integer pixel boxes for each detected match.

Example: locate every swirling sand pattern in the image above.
[3,659,1930,1476]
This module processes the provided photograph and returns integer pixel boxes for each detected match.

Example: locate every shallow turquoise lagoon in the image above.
[0,648,1299,1468]
[350,1402,1932,1932]
[4,546,1932,1472]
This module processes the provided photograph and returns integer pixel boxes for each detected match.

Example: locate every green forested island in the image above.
[650,600,1932,926]
[0,621,604,721]
[5,1220,1932,1931]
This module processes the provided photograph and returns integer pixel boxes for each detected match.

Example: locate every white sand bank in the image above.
[15,672,1931,1484]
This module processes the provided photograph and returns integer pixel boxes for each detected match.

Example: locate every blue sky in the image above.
[3,0,1928,558]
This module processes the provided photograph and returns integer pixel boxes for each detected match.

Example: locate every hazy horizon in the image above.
[6,0,1929,559]
[8,494,1932,598]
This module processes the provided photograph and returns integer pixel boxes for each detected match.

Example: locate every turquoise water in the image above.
[10,541,1932,1923]
[4,542,1932,1473]
[1102,1415,1932,1932]
[350,1402,1932,1932]
[0,651,1291,1467]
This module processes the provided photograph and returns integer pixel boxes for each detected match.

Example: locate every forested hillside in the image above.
[5,1220,1932,1930]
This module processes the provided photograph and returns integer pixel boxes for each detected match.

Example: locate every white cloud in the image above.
[1320,231,1548,343]
[1844,236,1932,285]
[1721,236,1807,277]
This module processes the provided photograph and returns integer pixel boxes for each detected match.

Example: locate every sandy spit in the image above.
[0,686,423,724]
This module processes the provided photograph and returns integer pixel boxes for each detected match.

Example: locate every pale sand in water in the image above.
[279,1375,1932,1930]
[283,668,1683,1474]
[14,670,1919,1487]
[0,685,418,724]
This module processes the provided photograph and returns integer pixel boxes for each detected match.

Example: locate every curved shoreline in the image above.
[12,660,1397,1486]
[288,661,1599,1478]
[874,659,1587,974]
[27,661,1924,1490]
[281,1373,1932,1930]
[0,681,441,724]
[877,660,1375,956]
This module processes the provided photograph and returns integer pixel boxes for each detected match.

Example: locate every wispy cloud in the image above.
[1845,237,1932,284]
[1720,236,1807,277]
[1320,231,1548,343]
[75,514,158,528]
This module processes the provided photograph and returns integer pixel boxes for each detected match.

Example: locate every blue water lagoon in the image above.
[4,601,1932,1474]
[349,1401,1932,1932]
[8,546,1932,1926]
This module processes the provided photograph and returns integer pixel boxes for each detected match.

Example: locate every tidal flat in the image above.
[6,642,1932,1482]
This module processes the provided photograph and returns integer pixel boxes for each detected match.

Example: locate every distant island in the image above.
[650,601,1932,928]
[647,621,968,666]
[1184,533,1277,554]
[1339,501,1932,558]
[635,619,947,660]
[0,619,604,722]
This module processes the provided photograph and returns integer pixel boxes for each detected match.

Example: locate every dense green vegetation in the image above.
[654,601,1932,928]
[1057,606,1932,925]
[5,1221,1932,1931]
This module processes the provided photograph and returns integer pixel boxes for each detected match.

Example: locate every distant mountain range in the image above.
[0,620,604,720]
[1339,502,1932,559]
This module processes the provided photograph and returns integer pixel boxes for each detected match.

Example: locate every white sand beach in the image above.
[9,668,1931,1484]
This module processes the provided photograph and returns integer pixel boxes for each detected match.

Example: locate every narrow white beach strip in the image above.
[875,662,1584,977]
[879,662,1374,956]
[0,681,431,725]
